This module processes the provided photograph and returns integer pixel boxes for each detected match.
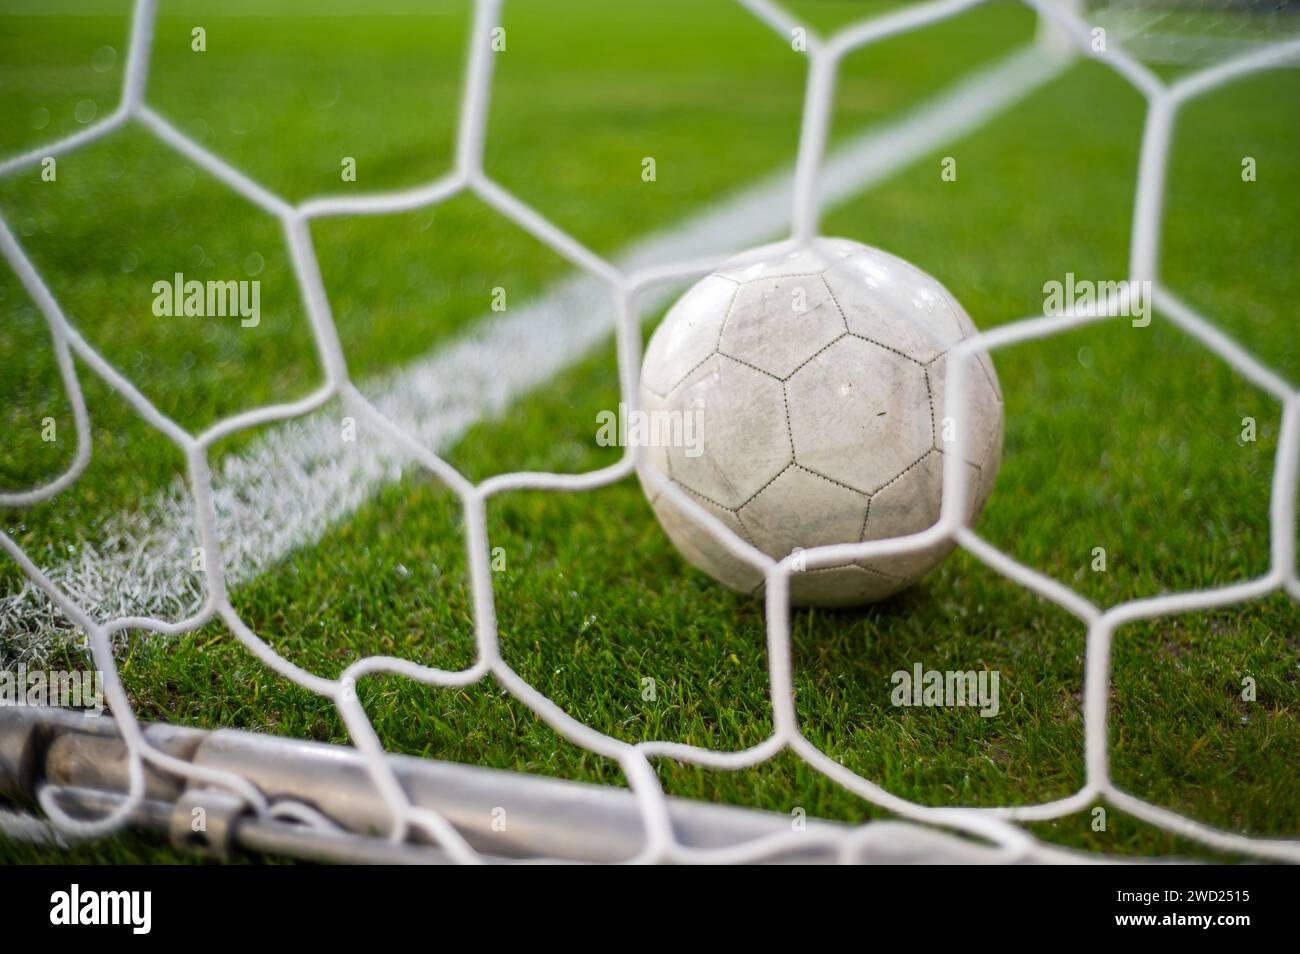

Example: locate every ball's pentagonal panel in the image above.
[638,237,1004,606]
[645,488,764,595]
[821,248,969,364]
[786,335,933,494]
[786,563,905,607]
[665,355,791,510]
[640,274,736,396]
[718,276,846,379]
[636,386,674,481]
[737,464,868,559]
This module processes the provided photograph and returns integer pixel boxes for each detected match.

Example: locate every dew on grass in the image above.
[92,46,117,72]
[228,105,258,136]
[311,79,341,110]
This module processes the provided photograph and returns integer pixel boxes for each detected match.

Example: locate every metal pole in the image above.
[0,707,1078,863]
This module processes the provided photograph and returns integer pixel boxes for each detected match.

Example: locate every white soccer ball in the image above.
[637,238,1004,607]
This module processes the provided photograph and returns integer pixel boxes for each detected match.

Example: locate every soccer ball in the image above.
[637,238,1003,607]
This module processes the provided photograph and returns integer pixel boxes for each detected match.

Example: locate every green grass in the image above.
[1,0,1298,863]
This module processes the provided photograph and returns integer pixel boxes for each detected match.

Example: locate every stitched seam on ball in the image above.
[976,349,1001,401]
[674,477,748,529]
[641,379,668,400]
[664,352,715,398]
[925,343,954,366]
[925,345,1003,408]
[926,345,1002,404]
[713,282,743,352]
[928,370,992,467]
[780,331,849,380]
[858,563,902,580]
[803,562,895,579]
[749,270,826,280]
[780,381,796,460]
[924,366,938,448]
[715,351,786,383]
[793,463,868,499]
[818,275,853,335]
[868,447,934,497]
[935,425,988,472]
[731,508,760,550]
[734,459,795,511]
[844,331,926,367]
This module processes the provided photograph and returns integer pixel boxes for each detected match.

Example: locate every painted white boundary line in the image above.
[1,44,1067,657]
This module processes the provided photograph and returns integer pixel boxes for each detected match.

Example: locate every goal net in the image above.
[1,0,1298,863]
[1086,0,1300,64]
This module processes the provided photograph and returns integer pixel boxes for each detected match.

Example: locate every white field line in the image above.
[1,45,1066,660]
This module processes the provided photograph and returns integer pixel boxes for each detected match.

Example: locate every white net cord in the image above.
[0,0,1298,862]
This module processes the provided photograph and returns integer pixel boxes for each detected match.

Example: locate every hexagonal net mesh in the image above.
[0,0,1297,863]
[1085,0,1300,65]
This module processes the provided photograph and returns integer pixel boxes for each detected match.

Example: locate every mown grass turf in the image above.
[0,0,1032,560]
[2,1,1297,862]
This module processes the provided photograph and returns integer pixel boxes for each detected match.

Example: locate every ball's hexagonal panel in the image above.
[863,449,976,581]
[640,274,736,396]
[714,240,833,283]
[926,350,1004,510]
[718,276,847,379]
[786,336,933,494]
[649,490,764,595]
[665,355,791,509]
[737,464,867,559]
[822,249,967,364]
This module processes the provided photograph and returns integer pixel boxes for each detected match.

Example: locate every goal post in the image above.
[2,705,1094,864]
